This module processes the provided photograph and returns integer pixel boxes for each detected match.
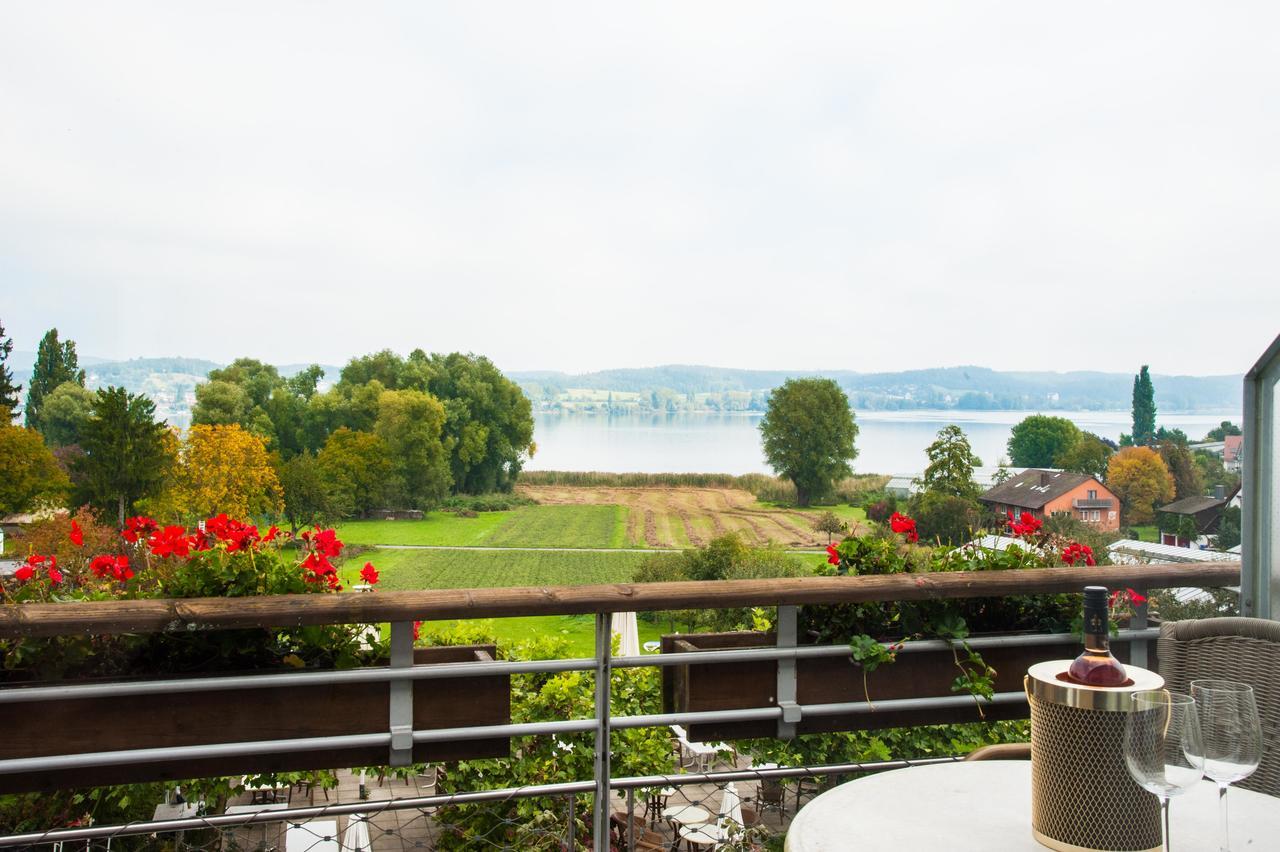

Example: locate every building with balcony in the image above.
[978,469,1121,531]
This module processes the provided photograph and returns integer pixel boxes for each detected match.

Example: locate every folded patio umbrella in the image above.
[718,781,744,828]
[612,611,641,657]
[340,813,372,851]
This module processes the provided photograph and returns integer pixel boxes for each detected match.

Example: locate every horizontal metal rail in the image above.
[0,562,1240,637]
[0,627,1160,705]
[0,756,961,848]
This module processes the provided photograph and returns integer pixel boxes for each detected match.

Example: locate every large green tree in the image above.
[276,450,340,534]
[0,425,71,514]
[1007,415,1081,468]
[918,425,982,499]
[1131,365,1156,446]
[375,388,452,507]
[759,378,857,506]
[24,328,85,432]
[316,427,398,516]
[1054,432,1114,481]
[0,319,21,423]
[74,387,172,525]
[1158,439,1203,501]
[39,381,97,447]
[1203,421,1241,442]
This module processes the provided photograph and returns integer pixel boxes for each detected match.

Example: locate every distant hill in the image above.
[511,365,1241,413]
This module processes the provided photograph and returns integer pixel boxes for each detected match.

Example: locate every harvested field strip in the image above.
[483,504,627,549]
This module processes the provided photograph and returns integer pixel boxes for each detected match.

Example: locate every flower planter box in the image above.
[0,644,510,794]
[662,631,1155,742]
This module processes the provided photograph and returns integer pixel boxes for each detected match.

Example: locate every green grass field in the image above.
[482,504,628,548]
[336,512,512,546]
[369,546,654,589]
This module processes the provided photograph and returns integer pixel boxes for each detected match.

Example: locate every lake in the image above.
[525,410,1241,476]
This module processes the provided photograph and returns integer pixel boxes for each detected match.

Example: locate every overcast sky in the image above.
[2,3,1277,376]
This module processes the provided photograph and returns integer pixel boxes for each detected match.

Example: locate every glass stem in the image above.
[1218,783,1229,852]
[1161,796,1171,852]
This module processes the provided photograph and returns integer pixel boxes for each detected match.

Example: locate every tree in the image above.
[0,425,71,514]
[1131,366,1156,446]
[191,380,250,426]
[1054,432,1114,481]
[1158,439,1203,501]
[39,381,97,447]
[277,451,340,534]
[811,511,847,544]
[1216,506,1242,551]
[74,387,171,525]
[316,427,398,517]
[151,424,283,521]
[1204,421,1242,442]
[917,425,982,499]
[1193,450,1239,494]
[375,388,452,507]
[759,378,857,506]
[1007,415,1081,468]
[0,319,21,423]
[1106,447,1174,525]
[24,328,85,432]
[912,492,982,546]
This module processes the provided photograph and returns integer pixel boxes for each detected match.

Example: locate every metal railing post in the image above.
[626,787,636,852]
[776,605,799,739]
[593,612,613,852]
[1242,333,1280,619]
[1130,595,1149,669]
[566,793,576,851]
[388,621,414,766]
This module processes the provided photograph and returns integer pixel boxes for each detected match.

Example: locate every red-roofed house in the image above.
[1223,435,1243,473]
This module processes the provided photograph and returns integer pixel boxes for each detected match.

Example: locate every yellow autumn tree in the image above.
[162,424,284,521]
[1105,446,1175,526]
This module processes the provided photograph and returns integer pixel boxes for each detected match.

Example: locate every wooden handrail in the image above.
[0,562,1239,639]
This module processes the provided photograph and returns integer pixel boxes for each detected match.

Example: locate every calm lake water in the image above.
[526,410,1241,476]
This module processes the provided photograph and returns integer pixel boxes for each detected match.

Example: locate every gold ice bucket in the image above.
[1025,660,1163,852]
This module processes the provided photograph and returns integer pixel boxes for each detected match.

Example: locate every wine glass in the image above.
[1191,679,1263,852]
[1123,690,1205,851]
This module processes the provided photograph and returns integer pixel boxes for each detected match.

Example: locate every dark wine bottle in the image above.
[1067,586,1128,686]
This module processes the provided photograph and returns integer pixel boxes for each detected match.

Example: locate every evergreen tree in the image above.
[917,425,982,499]
[25,328,86,432]
[1131,365,1156,446]
[0,319,21,423]
[75,387,171,525]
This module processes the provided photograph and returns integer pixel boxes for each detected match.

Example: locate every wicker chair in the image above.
[1158,618,1280,797]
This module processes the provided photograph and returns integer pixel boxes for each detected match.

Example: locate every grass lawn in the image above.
[1129,525,1159,542]
[336,512,511,546]
[483,504,628,549]
[367,546,668,655]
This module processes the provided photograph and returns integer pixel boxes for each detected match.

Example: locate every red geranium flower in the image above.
[301,527,343,558]
[14,563,34,582]
[90,554,133,582]
[889,512,920,543]
[47,566,63,585]
[262,525,281,543]
[360,562,379,585]
[148,525,192,559]
[1061,542,1096,567]
[826,544,841,565]
[1008,510,1043,538]
[121,516,158,543]
[69,520,84,547]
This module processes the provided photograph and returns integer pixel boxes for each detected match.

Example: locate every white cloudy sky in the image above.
[2,2,1277,375]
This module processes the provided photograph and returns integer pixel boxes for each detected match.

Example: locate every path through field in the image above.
[517,485,854,548]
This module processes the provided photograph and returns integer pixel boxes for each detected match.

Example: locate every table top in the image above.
[785,761,1280,851]
[663,804,711,826]
[224,802,292,815]
[680,822,729,846]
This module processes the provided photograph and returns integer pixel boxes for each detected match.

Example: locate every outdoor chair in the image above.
[754,776,788,821]
[1158,617,1280,796]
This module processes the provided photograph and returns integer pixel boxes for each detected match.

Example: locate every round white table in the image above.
[663,804,711,826]
[785,761,1280,851]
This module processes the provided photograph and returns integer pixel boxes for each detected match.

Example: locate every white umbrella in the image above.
[341,813,372,851]
[718,781,744,829]
[612,611,641,657]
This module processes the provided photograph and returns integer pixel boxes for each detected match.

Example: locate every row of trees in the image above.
[1,320,536,526]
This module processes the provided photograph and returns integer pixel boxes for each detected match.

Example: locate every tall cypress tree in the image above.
[0,319,21,423]
[1131,365,1156,446]
[24,328,86,431]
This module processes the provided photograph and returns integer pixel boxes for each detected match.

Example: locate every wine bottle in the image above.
[1067,586,1128,686]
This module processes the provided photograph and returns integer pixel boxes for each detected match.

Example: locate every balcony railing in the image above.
[0,561,1241,850]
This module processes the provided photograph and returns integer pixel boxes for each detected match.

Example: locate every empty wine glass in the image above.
[1191,679,1263,852]
[1124,690,1205,851]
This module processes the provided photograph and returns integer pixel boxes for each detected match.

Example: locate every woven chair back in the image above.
[1158,617,1280,796]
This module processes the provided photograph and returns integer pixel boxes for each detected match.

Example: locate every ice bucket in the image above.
[1025,660,1164,852]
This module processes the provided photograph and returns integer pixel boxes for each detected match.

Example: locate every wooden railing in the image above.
[0,562,1241,638]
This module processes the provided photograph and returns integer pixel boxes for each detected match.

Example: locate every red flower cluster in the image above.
[1060,542,1096,567]
[826,544,841,565]
[889,512,919,544]
[360,562,380,585]
[90,554,134,582]
[1007,510,1043,538]
[121,516,159,544]
[15,554,61,585]
[69,520,84,547]
[148,525,193,559]
[1111,588,1147,607]
[300,527,345,590]
[204,514,261,552]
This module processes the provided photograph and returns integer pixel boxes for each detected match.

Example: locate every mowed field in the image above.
[516,485,862,548]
